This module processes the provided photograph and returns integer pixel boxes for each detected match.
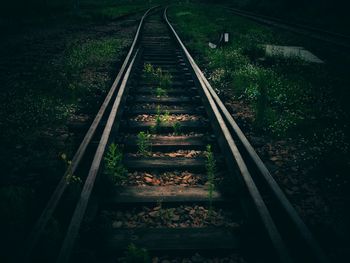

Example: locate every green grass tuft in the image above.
[104,143,127,185]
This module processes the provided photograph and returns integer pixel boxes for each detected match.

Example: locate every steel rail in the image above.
[56,49,139,263]
[23,7,154,261]
[164,8,293,263]
[192,64,329,263]
[25,6,329,262]
[165,7,329,263]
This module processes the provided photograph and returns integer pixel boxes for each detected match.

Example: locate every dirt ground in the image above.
[221,91,350,261]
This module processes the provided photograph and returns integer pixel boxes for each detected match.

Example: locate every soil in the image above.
[220,90,350,261]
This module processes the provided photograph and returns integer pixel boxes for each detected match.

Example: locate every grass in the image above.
[168,3,350,217]
[143,63,173,93]
[104,143,127,185]
[143,63,157,82]
[0,28,132,261]
[0,36,130,147]
[168,3,350,146]
[205,144,216,216]
[61,37,131,99]
[172,121,182,135]
[60,153,82,185]
[0,1,159,261]
[137,131,152,157]
[150,105,170,133]
[155,86,167,97]
[0,25,133,256]
[155,105,163,127]
[157,68,173,90]
[155,199,178,222]
[124,243,151,263]
[142,63,173,134]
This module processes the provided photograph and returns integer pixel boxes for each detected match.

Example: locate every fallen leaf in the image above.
[144,177,153,183]
[183,174,192,180]
[152,178,161,185]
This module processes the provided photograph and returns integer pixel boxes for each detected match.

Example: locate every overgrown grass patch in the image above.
[0,36,130,145]
[0,24,134,260]
[168,3,348,145]
[59,37,130,98]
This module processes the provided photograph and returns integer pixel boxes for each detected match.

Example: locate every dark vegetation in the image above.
[0,1,158,262]
[0,0,349,262]
[1,0,147,22]
[168,2,350,260]
[204,0,350,35]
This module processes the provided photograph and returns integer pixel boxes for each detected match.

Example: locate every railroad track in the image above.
[228,7,350,50]
[23,7,329,263]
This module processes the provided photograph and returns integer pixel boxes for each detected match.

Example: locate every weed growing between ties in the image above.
[124,243,151,263]
[158,205,177,222]
[137,131,152,157]
[162,109,170,123]
[155,86,167,97]
[173,121,182,135]
[143,63,172,96]
[205,145,216,217]
[150,105,170,133]
[143,63,157,82]
[104,143,127,185]
[157,68,173,90]
[156,105,163,127]
[60,153,82,186]
[58,152,83,205]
